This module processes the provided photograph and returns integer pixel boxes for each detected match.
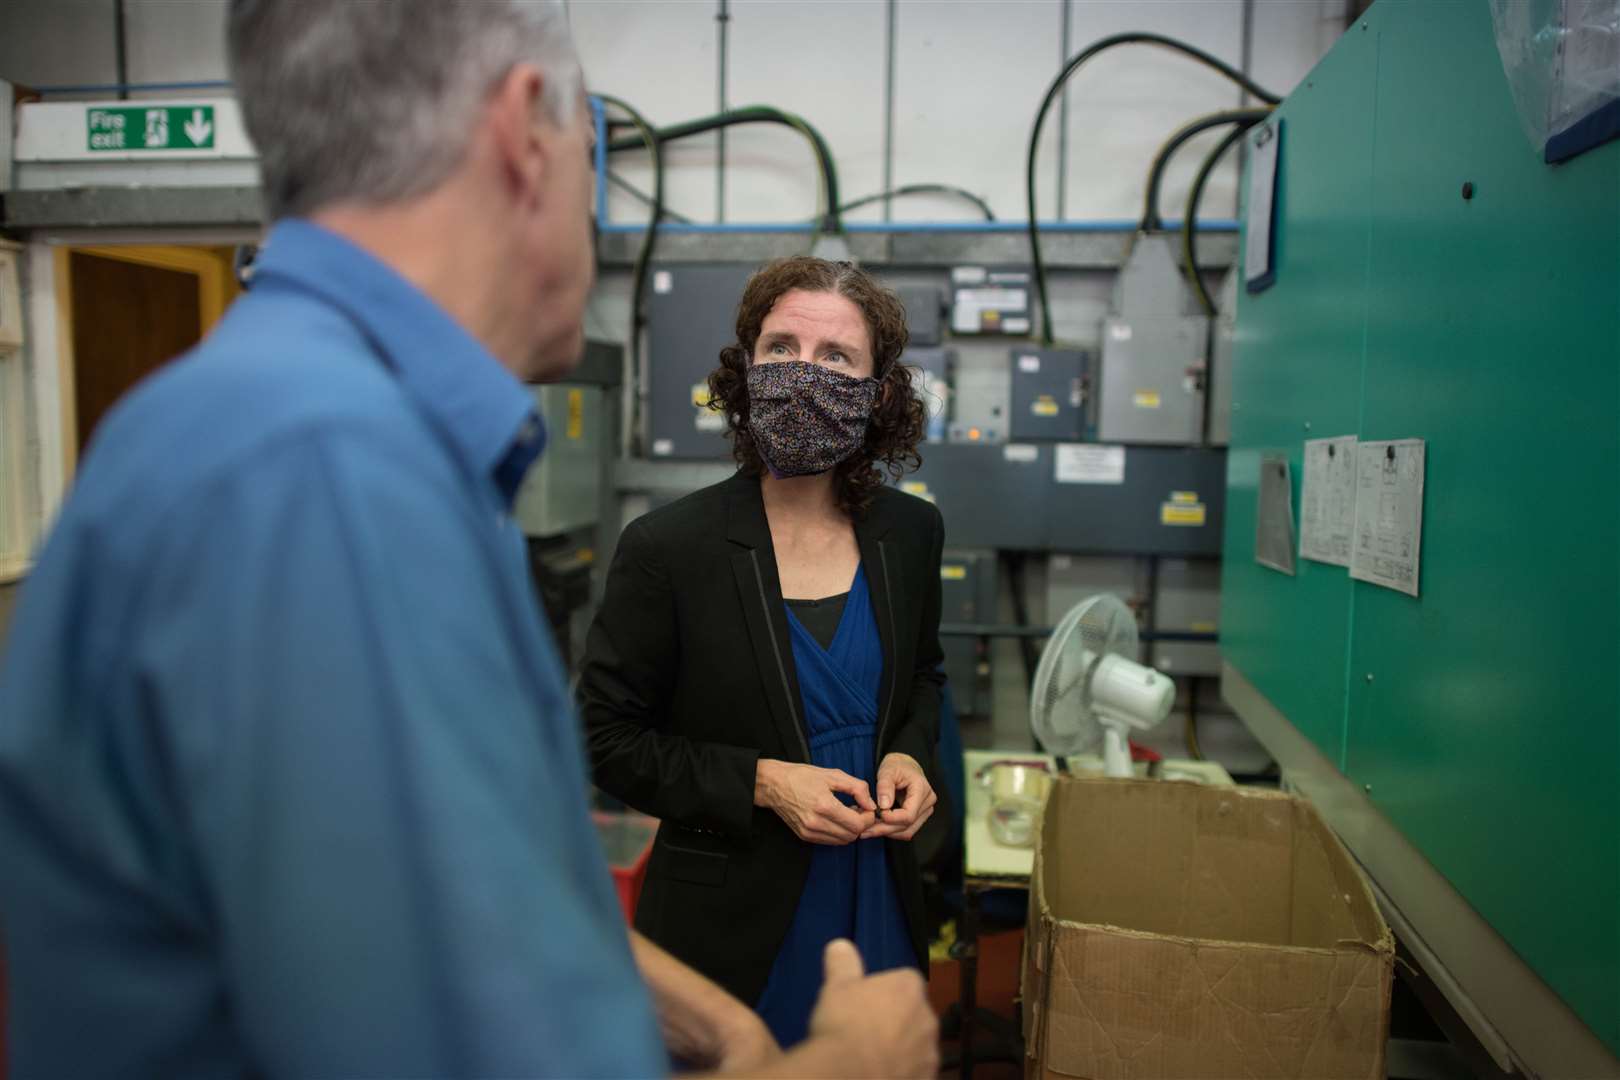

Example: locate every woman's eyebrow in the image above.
[817,339,865,358]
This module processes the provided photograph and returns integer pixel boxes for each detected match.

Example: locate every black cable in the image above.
[114,0,129,100]
[715,0,730,221]
[1185,676,1206,760]
[595,95,662,456]
[607,106,842,233]
[606,171,695,225]
[1025,32,1281,344]
[1002,552,1041,699]
[838,183,996,222]
[1181,119,1257,316]
[608,174,990,228]
[1139,107,1272,233]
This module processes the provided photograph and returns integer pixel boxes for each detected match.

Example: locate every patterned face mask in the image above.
[746,360,880,478]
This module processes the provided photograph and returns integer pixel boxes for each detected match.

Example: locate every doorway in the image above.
[56,244,241,460]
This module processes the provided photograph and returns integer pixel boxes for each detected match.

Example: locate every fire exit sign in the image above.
[87,106,215,151]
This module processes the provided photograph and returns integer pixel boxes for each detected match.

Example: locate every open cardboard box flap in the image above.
[1022,778,1394,1080]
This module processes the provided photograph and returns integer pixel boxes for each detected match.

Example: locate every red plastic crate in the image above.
[592,811,658,923]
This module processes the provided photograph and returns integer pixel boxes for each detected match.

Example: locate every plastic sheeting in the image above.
[1492,0,1620,161]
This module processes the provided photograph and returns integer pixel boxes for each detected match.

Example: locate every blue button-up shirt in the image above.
[0,221,665,1078]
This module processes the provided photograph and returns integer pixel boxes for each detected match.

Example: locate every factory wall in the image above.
[0,0,1336,771]
[0,0,1345,223]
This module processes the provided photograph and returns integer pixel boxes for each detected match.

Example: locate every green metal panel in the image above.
[1221,24,1378,769]
[1223,0,1620,1055]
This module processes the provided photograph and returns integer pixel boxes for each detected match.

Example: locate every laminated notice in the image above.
[1055,444,1125,485]
[1255,454,1296,575]
[1350,439,1425,597]
[1299,436,1358,567]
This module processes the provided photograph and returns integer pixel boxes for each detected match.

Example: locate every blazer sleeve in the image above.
[888,504,946,769]
[579,517,760,837]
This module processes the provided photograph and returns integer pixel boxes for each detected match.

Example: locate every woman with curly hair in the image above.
[580,255,946,1046]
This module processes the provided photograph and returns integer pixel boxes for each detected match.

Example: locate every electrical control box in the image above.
[938,548,998,718]
[899,442,1050,550]
[1009,347,1088,441]
[949,265,1032,336]
[1046,445,1225,556]
[1206,270,1239,446]
[1097,234,1207,445]
[946,349,1011,444]
[895,284,945,346]
[1151,557,1220,676]
[1044,555,1146,663]
[645,262,753,460]
[903,347,953,443]
[515,384,604,538]
[900,443,1224,554]
[1097,316,1205,444]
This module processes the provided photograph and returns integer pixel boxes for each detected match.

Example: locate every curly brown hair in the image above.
[706,256,925,515]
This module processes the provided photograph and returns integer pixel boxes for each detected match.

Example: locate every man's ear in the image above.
[487,63,549,205]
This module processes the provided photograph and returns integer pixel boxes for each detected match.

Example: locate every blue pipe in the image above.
[30,80,234,95]
[590,96,608,225]
[597,219,1239,235]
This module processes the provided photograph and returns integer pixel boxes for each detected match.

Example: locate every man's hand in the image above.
[806,940,939,1080]
[712,1008,781,1073]
[755,759,877,845]
[859,753,937,841]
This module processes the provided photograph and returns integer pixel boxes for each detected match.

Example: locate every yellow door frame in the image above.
[51,244,240,478]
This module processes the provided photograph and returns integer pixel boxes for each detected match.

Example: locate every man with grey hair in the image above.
[0,2,938,1077]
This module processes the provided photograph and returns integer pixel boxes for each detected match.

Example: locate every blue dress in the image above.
[754,564,919,1046]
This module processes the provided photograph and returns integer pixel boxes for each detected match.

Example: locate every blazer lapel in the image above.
[854,509,900,753]
[725,473,811,763]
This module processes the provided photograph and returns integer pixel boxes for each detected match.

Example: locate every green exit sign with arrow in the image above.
[87,106,215,151]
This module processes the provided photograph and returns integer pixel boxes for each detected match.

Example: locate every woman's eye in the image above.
[827,352,847,365]
[769,342,790,357]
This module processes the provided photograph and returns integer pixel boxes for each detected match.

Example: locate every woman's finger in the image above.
[801,823,852,845]
[878,800,917,828]
[825,770,877,812]
[896,803,937,840]
[859,822,907,840]
[817,798,871,838]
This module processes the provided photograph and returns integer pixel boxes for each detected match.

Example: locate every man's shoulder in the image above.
[96,297,422,481]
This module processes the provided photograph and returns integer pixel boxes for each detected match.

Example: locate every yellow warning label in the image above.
[1161,502,1207,526]
[566,388,584,440]
[1134,390,1162,409]
[1171,491,1199,505]
[1032,395,1060,417]
[941,565,967,580]
[1189,620,1217,633]
[901,481,936,504]
[690,381,712,408]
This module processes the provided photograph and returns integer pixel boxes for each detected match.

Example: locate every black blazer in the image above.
[580,471,946,1005]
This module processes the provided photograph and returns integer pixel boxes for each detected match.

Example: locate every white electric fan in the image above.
[1030,594,1176,777]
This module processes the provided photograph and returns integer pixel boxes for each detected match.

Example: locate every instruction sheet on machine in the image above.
[1299,436,1358,566]
[1350,439,1426,597]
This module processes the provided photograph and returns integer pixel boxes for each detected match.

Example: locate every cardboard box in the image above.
[1023,778,1393,1080]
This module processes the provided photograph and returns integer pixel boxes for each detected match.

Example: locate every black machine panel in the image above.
[896,443,1225,555]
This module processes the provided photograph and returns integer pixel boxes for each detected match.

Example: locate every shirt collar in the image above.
[252,219,545,507]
